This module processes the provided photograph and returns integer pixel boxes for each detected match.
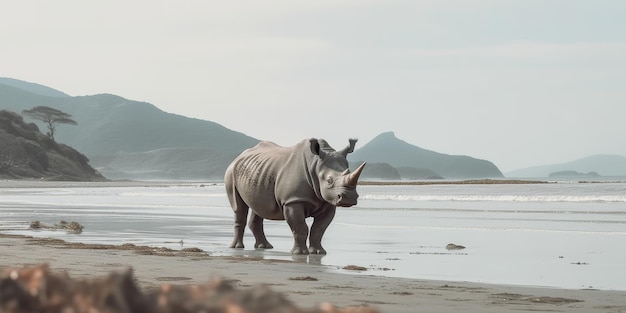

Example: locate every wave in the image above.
[334,222,626,235]
[118,192,225,197]
[360,194,626,203]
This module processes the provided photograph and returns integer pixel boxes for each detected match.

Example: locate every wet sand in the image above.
[1,233,625,312]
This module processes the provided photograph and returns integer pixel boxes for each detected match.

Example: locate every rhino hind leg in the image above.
[229,189,249,249]
[248,212,273,249]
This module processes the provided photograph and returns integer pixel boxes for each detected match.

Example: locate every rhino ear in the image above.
[339,138,358,157]
[309,138,320,155]
[317,139,331,149]
[309,138,328,159]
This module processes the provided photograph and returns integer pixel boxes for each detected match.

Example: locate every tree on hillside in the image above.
[22,106,77,141]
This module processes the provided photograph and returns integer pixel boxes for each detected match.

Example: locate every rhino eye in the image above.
[326,176,334,185]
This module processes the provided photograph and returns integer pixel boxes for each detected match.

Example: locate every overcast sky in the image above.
[2,0,626,172]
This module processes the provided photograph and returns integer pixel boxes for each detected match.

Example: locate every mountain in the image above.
[0,77,70,98]
[0,80,258,180]
[350,132,503,179]
[506,155,626,178]
[349,162,402,180]
[0,110,104,180]
[1,78,506,181]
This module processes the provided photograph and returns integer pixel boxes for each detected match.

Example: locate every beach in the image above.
[1,180,626,312]
[2,233,625,312]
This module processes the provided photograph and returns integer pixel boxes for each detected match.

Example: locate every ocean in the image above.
[1,180,625,291]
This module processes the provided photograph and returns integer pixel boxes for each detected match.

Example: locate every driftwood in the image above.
[0,264,379,313]
[29,220,84,234]
[445,243,466,251]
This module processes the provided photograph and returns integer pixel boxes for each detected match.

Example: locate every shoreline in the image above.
[1,233,625,312]
[358,179,549,185]
[4,178,625,188]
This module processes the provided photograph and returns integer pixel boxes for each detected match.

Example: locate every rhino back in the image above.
[228,140,321,219]
[233,149,283,194]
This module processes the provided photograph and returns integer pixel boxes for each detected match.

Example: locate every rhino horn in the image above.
[347,162,366,186]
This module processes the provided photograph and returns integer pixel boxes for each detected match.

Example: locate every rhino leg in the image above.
[229,190,248,249]
[308,205,336,254]
[248,212,273,249]
[284,204,309,255]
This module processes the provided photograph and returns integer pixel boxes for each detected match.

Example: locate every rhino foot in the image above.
[230,241,245,249]
[291,247,310,255]
[255,242,274,249]
[308,247,327,255]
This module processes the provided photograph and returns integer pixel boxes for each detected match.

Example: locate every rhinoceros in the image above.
[224,138,366,254]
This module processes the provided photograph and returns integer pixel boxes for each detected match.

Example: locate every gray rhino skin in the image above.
[224,138,366,254]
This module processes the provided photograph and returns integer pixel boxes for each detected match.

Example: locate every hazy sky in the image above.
[3,0,626,172]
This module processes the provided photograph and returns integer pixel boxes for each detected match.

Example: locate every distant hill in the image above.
[0,110,104,180]
[0,77,70,98]
[93,147,240,180]
[349,162,402,180]
[1,78,506,181]
[350,132,503,179]
[549,170,600,178]
[506,155,626,178]
[0,80,258,180]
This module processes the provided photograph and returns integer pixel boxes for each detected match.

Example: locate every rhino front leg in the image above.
[309,205,336,254]
[284,204,309,255]
[248,211,273,249]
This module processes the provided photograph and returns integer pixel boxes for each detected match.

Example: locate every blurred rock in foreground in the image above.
[0,264,379,313]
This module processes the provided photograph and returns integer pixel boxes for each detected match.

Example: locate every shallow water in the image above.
[1,181,625,290]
